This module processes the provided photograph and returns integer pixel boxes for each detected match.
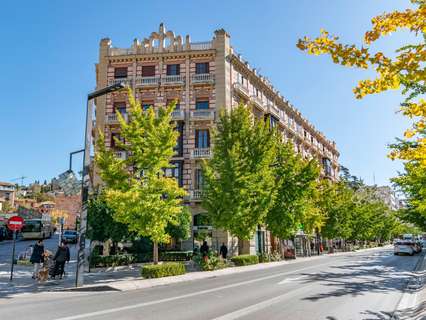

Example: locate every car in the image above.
[62,230,78,244]
[422,239,426,249]
[394,241,415,256]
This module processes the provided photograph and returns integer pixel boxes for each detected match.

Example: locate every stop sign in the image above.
[7,216,24,231]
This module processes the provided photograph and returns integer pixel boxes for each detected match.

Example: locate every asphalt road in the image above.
[0,247,422,320]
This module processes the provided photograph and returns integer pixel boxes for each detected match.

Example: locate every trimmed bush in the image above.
[89,253,135,268]
[231,254,259,266]
[160,251,193,261]
[141,262,186,278]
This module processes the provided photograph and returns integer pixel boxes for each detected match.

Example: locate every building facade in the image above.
[0,182,16,212]
[94,24,339,255]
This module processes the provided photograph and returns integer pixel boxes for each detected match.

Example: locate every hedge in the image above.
[160,251,193,261]
[141,262,186,278]
[90,254,135,268]
[231,255,259,266]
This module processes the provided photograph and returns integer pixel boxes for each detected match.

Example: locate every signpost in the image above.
[7,216,24,281]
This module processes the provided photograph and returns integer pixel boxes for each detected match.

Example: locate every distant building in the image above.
[0,182,16,211]
[373,186,401,211]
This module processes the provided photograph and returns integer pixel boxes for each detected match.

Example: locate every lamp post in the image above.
[75,82,126,287]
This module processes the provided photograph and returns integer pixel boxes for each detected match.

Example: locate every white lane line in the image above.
[211,285,313,320]
[53,261,332,320]
[277,275,306,285]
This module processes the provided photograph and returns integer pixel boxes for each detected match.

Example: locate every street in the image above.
[0,247,423,320]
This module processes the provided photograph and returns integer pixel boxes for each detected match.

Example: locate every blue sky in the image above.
[0,0,413,186]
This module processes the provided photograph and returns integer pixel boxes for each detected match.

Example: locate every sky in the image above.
[0,0,414,186]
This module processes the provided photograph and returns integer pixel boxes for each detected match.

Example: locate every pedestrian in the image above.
[219,242,228,260]
[53,240,70,279]
[30,239,44,280]
[200,241,209,262]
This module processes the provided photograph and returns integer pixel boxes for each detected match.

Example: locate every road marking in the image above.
[53,261,332,320]
[211,285,312,320]
[277,275,306,285]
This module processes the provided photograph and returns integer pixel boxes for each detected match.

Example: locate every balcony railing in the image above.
[267,103,280,118]
[135,76,160,87]
[114,151,127,160]
[251,95,266,111]
[190,41,213,50]
[108,78,132,86]
[106,113,128,124]
[233,82,250,98]
[171,110,185,121]
[191,73,215,84]
[189,189,204,201]
[191,148,212,159]
[162,75,185,85]
[190,110,215,121]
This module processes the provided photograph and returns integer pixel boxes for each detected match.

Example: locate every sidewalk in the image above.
[0,246,389,298]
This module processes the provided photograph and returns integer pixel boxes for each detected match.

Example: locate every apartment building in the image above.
[94,24,339,255]
[0,181,16,211]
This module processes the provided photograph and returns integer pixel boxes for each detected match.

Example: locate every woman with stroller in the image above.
[52,240,70,279]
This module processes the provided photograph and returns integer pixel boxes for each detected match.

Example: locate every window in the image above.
[322,158,332,176]
[195,62,209,74]
[167,64,180,76]
[195,129,210,148]
[114,67,128,79]
[174,122,184,156]
[142,101,154,111]
[114,103,126,115]
[167,99,180,110]
[165,161,183,187]
[142,65,156,77]
[195,168,204,189]
[269,116,278,129]
[196,100,209,110]
[111,133,124,148]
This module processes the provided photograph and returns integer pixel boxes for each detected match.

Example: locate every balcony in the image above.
[190,110,215,121]
[267,103,280,118]
[191,148,212,159]
[135,76,160,87]
[190,41,213,50]
[108,78,132,86]
[162,75,185,85]
[114,151,127,160]
[106,113,128,124]
[233,82,250,99]
[171,110,185,121]
[191,73,215,84]
[251,95,266,111]
[189,189,204,201]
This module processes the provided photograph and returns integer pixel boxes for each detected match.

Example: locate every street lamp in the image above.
[75,82,126,287]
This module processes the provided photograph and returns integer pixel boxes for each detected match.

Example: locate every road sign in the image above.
[7,216,24,231]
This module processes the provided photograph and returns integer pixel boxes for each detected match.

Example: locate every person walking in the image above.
[30,239,44,280]
[200,241,209,262]
[53,241,70,279]
[219,243,228,260]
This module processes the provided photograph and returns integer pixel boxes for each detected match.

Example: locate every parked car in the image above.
[422,239,426,249]
[414,241,422,253]
[62,230,78,244]
[394,241,415,256]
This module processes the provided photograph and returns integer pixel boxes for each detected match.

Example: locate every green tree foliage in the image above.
[87,195,131,244]
[266,136,320,239]
[165,206,191,241]
[95,89,187,263]
[202,105,276,240]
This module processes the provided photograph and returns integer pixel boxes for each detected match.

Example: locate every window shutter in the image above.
[114,67,128,79]
[142,65,155,77]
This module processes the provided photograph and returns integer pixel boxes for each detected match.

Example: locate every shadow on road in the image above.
[300,251,420,302]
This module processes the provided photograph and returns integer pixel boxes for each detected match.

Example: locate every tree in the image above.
[266,136,320,239]
[95,89,187,264]
[87,195,131,255]
[165,206,191,243]
[202,104,276,241]
[297,1,426,228]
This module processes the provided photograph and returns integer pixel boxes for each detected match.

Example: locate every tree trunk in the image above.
[153,241,159,264]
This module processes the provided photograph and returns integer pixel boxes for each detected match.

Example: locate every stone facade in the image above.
[94,24,340,255]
